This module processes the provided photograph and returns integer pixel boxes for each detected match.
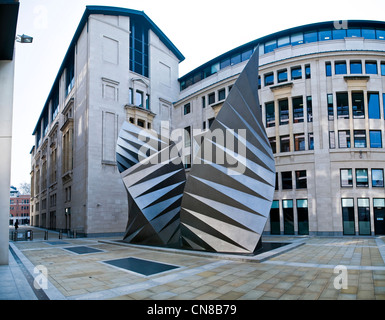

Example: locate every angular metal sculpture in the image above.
[116,49,275,254]
[180,50,275,254]
[116,123,186,247]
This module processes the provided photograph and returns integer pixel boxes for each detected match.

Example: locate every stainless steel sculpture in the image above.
[116,49,275,254]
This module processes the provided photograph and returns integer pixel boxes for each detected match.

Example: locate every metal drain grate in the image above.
[46,241,69,245]
[103,257,179,276]
[63,246,103,254]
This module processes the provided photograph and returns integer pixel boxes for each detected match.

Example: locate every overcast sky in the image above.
[10,0,385,188]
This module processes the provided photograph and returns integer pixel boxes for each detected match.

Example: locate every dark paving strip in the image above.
[9,245,50,300]
[104,257,180,276]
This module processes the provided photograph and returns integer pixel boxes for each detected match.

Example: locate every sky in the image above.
[10,0,385,189]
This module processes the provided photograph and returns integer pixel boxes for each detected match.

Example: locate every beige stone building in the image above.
[176,20,385,236]
[31,8,385,237]
[30,6,184,236]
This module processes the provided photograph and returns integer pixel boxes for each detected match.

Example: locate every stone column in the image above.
[0,59,15,265]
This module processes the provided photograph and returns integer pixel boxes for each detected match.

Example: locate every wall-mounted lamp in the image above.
[16,34,33,43]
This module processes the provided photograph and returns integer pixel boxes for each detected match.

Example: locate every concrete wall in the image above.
[0,59,15,264]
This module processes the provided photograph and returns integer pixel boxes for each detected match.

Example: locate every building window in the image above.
[327,94,334,120]
[319,29,331,41]
[308,132,314,150]
[350,61,362,74]
[136,91,143,108]
[370,130,382,148]
[372,169,384,187]
[336,92,349,119]
[325,62,332,77]
[208,92,215,105]
[305,64,311,79]
[358,198,371,235]
[279,99,289,125]
[304,31,317,43]
[342,198,355,235]
[264,39,277,53]
[354,130,366,148]
[294,133,305,151]
[280,135,290,152]
[333,28,347,39]
[295,170,307,189]
[368,92,380,119]
[129,18,149,77]
[352,92,365,118]
[270,200,280,234]
[381,62,385,76]
[356,169,369,187]
[218,88,226,101]
[341,169,353,187]
[202,96,206,108]
[283,199,294,235]
[277,69,288,83]
[365,61,378,74]
[265,102,275,127]
[335,61,347,75]
[292,96,304,123]
[208,117,215,128]
[184,126,191,147]
[65,53,75,96]
[264,72,274,86]
[281,171,292,190]
[129,88,133,104]
[184,103,191,115]
[269,136,276,154]
[306,96,313,122]
[338,130,350,148]
[291,66,302,80]
[137,119,145,127]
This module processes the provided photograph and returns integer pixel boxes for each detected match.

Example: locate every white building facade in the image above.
[31,8,385,237]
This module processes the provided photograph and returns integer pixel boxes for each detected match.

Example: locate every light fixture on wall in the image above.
[16,34,33,43]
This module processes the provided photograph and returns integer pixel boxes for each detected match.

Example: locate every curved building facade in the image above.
[174,20,385,236]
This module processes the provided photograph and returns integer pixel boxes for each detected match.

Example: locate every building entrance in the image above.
[374,199,385,235]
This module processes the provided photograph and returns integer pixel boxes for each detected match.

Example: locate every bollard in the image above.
[73,230,77,239]
[44,230,48,240]
[59,230,62,239]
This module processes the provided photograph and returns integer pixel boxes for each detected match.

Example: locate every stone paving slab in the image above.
[5,235,385,301]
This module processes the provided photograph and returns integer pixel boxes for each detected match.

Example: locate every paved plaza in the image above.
[1,226,385,301]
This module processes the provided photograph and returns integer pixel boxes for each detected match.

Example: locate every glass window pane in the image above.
[366,61,378,74]
[377,29,385,40]
[264,73,274,86]
[326,62,332,76]
[279,99,289,125]
[352,92,365,118]
[294,133,305,151]
[337,92,349,119]
[338,130,351,148]
[278,69,288,83]
[370,130,382,148]
[347,28,361,37]
[372,169,384,187]
[342,198,355,235]
[280,135,290,152]
[281,172,292,189]
[230,53,241,65]
[265,102,275,127]
[362,28,376,39]
[291,33,304,45]
[220,58,231,69]
[241,49,253,61]
[307,96,313,122]
[358,198,371,235]
[350,61,362,74]
[295,170,307,189]
[335,61,347,75]
[327,93,334,120]
[356,169,368,187]
[304,31,317,43]
[293,96,304,123]
[264,39,277,53]
[283,199,293,208]
[354,130,366,148]
[333,29,347,39]
[341,169,353,187]
[278,36,290,47]
[319,29,332,41]
[308,132,314,150]
[291,67,302,80]
[368,93,380,119]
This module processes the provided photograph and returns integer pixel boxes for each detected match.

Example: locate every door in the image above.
[270,201,280,235]
[374,199,385,235]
